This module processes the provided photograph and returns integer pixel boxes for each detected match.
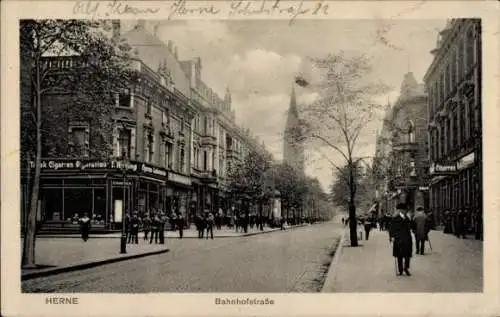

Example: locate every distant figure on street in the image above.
[150,213,160,244]
[177,211,184,239]
[79,212,91,242]
[341,217,345,225]
[206,211,215,240]
[142,214,151,241]
[195,214,205,238]
[128,212,140,244]
[364,217,372,240]
[234,214,239,232]
[280,217,285,230]
[412,206,429,255]
[389,203,413,276]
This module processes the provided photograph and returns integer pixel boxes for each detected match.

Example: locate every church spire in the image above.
[289,84,298,116]
[224,86,232,107]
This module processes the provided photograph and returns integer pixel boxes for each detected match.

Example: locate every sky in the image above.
[123,19,447,192]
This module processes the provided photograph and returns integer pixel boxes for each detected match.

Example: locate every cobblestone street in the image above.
[22,222,343,293]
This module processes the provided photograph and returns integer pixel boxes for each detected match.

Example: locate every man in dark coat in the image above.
[412,206,429,255]
[389,203,413,276]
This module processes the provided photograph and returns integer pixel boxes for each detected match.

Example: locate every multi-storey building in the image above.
[373,72,429,216]
[388,72,429,214]
[20,20,271,232]
[423,19,482,238]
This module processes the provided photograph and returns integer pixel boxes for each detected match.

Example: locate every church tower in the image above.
[283,84,305,174]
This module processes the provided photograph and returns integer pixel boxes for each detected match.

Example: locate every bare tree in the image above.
[294,51,390,247]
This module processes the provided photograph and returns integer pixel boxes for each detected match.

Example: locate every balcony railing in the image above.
[200,135,217,147]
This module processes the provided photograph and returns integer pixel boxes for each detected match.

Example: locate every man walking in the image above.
[389,203,413,276]
[413,206,429,255]
[206,211,215,240]
[79,212,91,242]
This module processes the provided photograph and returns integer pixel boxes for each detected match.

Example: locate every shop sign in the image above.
[140,163,167,177]
[418,186,429,191]
[168,172,192,186]
[456,152,475,171]
[429,163,457,175]
[30,159,112,171]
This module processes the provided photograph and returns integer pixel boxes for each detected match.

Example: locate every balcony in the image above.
[200,169,217,183]
[200,135,217,147]
[392,142,419,153]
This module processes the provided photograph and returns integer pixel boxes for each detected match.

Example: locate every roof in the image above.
[121,24,191,96]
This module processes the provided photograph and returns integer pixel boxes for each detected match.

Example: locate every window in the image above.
[162,110,170,132]
[407,121,415,143]
[409,159,416,177]
[458,40,465,80]
[466,29,475,70]
[68,126,89,157]
[460,102,466,144]
[146,96,152,117]
[467,96,474,138]
[180,148,185,173]
[203,151,208,170]
[118,128,131,158]
[145,131,154,163]
[164,142,171,169]
[118,89,131,108]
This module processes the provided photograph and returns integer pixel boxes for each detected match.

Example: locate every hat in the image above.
[396,203,407,210]
[416,206,424,211]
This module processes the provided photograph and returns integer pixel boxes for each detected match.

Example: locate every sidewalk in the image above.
[322,228,483,292]
[36,224,308,239]
[21,238,168,280]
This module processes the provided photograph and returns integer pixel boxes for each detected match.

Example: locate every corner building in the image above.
[20,20,271,233]
[423,19,482,238]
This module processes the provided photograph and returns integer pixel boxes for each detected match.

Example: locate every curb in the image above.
[321,226,348,292]
[21,248,169,281]
[34,224,310,239]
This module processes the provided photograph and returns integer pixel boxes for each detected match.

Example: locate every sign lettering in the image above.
[429,163,457,175]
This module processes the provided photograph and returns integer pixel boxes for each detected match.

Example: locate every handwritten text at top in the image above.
[73,0,330,24]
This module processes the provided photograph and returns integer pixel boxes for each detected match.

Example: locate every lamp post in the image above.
[118,146,128,254]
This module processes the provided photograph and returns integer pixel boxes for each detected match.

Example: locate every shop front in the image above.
[429,151,481,236]
[22,159,168,233]
[167,171,192,221]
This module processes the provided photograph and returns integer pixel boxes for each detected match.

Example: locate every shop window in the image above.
[117,128,132,159]
[68,125,89,157]
[117,88,131,108]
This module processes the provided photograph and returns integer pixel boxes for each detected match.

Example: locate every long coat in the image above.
[389,215,413,258]
[413,212,428,241]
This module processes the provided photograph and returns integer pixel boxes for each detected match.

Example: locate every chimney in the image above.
[167,40,173,53]
[112,20,120,41]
